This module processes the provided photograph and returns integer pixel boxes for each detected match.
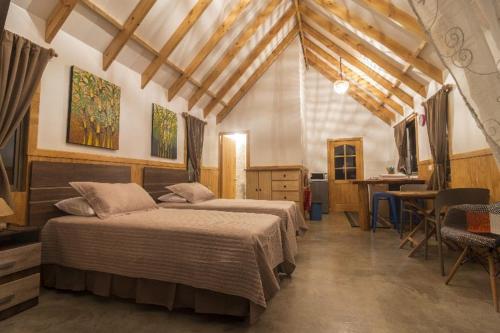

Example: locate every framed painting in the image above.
[151,104,178,159]
[67,66,121,150]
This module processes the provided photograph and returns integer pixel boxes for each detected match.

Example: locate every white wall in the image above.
[303,69,397,177]
[217,39,304,167]
[5,3,218,167]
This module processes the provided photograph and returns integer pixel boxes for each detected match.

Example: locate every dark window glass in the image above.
[346,156,356,167]
[334,157,344,168]
[345,144,356,156]
[335,169,345,180]
[346,168,356,180]
[0,112,28,191]
[334,145,345,156]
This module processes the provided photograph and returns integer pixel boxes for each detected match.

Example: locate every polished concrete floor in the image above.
[2,213,500,332]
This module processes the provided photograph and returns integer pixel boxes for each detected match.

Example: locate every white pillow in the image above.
[55,197,96,216]
[158,193,188,203]
[166,182,215,203]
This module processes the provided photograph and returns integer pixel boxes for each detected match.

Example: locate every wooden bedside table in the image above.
[0,226,41,321]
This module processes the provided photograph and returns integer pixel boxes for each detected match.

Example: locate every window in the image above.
[334,144,357,180]
[0,113,29,191]
[405,118,418,174]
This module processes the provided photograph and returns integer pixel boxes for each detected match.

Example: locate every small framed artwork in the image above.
[151,103,178,159]
[67,66,121,150]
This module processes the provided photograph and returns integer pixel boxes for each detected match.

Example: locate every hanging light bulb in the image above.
[334,57,349,95]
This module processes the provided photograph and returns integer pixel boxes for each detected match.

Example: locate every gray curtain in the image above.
[182,112,206,182]
[394,120,407,173]
[423,86,450,190]
[0,30,54,205]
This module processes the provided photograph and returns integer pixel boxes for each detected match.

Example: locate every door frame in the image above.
[327,137,364,212]
[218,131,250,198]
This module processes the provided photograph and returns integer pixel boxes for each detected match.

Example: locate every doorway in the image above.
[219,132,249,199]
[327,138,364,212]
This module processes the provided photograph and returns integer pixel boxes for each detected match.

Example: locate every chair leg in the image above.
[424,217,429,260]
[487,252,499,312]
[436,220,445,276]
[445,245,469,285]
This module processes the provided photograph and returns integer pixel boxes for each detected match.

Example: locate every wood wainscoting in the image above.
[418,149,499,202]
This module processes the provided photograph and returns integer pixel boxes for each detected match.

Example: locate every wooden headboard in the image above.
[143,167,189,200]
[28,161,131,226]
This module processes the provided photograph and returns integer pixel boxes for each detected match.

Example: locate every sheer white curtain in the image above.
[408,0,500,166]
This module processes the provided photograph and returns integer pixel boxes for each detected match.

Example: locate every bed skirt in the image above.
[42,264,264,323]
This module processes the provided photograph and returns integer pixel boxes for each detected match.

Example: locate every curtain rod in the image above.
[421,84,453,107]
[182,112,207,125]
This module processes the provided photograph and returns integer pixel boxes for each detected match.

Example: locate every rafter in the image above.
[301,4,426,97]
[305,39,403,115]
[216,27,299,124]
[312,0,441,83]
[167,0,252,101]
[303,22,413,107]
[308,54,394,125]
[45,0,78,43]
[204,6,295,117]
[141,0,212,89]
[102,0,156,70]
[79,0,228,109]
[188,0,283,111]
[356,0,426,40]
[293,0,309,69]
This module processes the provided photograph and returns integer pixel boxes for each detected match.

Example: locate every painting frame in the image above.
[151,103,178,160]
[66,66,121,150]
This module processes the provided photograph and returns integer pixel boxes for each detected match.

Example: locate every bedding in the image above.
[41,208,287,313]
[70,182,157,218]
[158,193,188,203]
[55,197,95,216]
[166,182,215,203]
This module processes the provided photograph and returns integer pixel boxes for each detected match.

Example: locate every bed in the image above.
[30,161,291,322]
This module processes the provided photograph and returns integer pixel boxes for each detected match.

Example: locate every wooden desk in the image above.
[352,178,426,231]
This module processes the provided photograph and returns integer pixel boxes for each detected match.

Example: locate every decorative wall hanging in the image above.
[151,103,178,159]
[67,66,121,150]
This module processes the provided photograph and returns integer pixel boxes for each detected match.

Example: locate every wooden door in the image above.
[328,138,364,212]
[246,171,259,199]
[221,135,236,199]
[258,171,272,200]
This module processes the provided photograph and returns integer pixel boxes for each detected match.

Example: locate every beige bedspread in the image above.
[41,208,286,308]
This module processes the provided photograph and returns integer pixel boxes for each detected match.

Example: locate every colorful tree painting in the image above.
[67,66,120,150]
[151,104,177,159]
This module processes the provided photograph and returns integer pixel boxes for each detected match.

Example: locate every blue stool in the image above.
[371,192,399,232]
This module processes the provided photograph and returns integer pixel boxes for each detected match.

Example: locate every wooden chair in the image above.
[441,204,500,312]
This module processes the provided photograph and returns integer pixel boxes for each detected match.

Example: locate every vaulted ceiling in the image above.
[15,0,445,125]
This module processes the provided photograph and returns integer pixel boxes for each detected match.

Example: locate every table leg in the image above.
[358,183,370,231]
[399,199,404,239]
[424,216,429,259]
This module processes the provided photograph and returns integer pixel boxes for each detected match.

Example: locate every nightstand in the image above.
[0,226,41,321]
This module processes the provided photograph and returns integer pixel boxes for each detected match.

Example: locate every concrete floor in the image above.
[2,213,500,332]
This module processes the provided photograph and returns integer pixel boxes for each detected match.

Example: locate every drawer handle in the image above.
[0,294,14,306]
[0,261,15,270]
[283,174,286,178]
[283,185,287,188]
[284,196,287,199]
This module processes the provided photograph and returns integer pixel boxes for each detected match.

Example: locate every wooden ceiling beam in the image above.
[216,27,299,123]
[45,0,78,43]
[102,0,156,70]
[293,0,309,69]
[167,0,253,101]
[356,0,426,40]
[308,54,394,125]
[305,39,403,115]
[204,6,295,117]
[303,22,413,107]
[79,0,227,109]
[141,0,212,89]
[301,4,426,97]
[312,0,442,83]
[188,0,284,111]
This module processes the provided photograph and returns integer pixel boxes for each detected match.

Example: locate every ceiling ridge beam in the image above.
[356,0,426,40]
[102,0,156,70]
[79,0,228,108]
[305,39,403,115]
[167,0,253,102]
[204,6,296,117]
[293,0,309,69]
[141,0,212,89]
[312,0,442,83]
[188,0,284,111]
[301,4,426,97]
[308,55,394,125]
[216,27,299,123]
[303,22,414,107]
[45,0,78,43]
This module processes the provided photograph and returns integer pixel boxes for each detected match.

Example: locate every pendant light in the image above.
[334,57,349,95]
